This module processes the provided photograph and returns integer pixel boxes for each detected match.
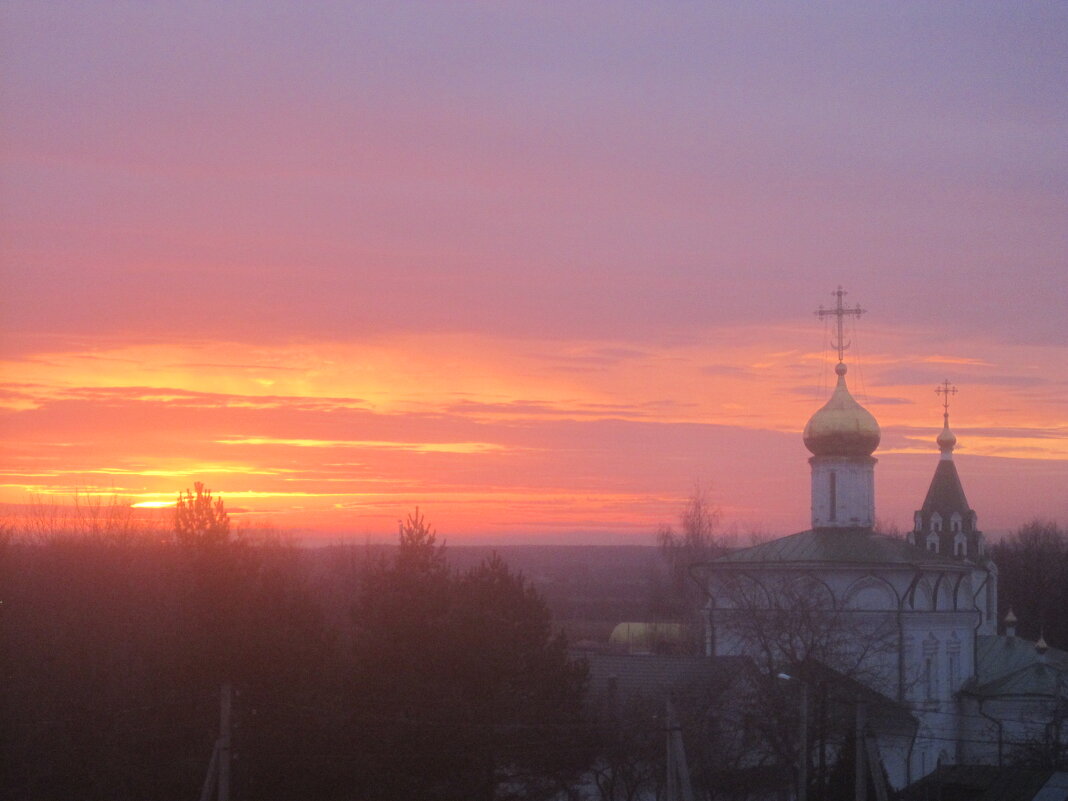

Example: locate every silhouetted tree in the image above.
[347,510,588,800]
[396,506,443,573]
[651,489,726,652]
[993,519,1068,647]
[0,502,339,801]
[656,490,724,612]
[175,481,230,547]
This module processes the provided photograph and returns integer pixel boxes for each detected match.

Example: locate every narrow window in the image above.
[829,471,837,522]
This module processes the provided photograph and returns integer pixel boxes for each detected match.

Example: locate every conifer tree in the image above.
[175,482,230,547]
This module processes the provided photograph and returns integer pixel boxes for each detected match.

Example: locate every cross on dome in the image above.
[816,286,865,365]
[936,379,957,419]
[936,380,959,457]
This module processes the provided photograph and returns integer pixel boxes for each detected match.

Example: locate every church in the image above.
[702,290,1068,793]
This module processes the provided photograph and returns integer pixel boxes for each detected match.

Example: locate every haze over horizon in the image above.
[2,3,1066,543]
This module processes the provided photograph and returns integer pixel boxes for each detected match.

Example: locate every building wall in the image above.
[810,456,876,528]
[707,560,988,789]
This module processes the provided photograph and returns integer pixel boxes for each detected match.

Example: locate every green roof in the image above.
[709,527,967,569]
[969,635,1068,698]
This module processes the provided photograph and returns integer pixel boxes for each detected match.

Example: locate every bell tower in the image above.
[908,381,983,560]
[803,288,880,529]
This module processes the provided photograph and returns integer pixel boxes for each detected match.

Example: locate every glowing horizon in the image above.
[2,4,1065,543]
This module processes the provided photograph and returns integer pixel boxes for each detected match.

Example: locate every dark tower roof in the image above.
[910,387,983,560]
[920,459,971,519]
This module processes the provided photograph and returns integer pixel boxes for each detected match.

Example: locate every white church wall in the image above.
[810,457,875,528]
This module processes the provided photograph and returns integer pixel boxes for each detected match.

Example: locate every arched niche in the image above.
[910,579,934,611]
[711,570,774,610]
[843,575,899,611]
[936,579,954,611]
[953,573,971,611]
[785,573,838,610]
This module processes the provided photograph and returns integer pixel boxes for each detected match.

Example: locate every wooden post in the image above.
[219,683,232,801]
[855,699,867,801]
[198,740,219,801]
[665,700,694,801]
[798,681,808,801]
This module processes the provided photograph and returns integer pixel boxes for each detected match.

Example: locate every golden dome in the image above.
[937,415,957,454]
[803,363,880,457]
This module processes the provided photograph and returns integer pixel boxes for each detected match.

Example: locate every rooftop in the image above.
[708,527,967,569]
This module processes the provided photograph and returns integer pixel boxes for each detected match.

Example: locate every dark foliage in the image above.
[175,482,231,547]
[992,519,1068,647]
[346,510,589,800]
[0,503,591,801]
[0,535,335,801]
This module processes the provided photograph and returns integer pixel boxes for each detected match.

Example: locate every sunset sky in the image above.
[2,3,1065,543]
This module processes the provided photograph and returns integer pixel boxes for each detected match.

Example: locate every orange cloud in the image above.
[1,326,1065,541]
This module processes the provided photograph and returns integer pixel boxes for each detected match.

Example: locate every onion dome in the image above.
[803,363,881,457]
[937,414,957,455]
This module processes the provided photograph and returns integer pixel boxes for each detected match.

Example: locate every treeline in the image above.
[0,498,589,801]
[3,485,1061,800]
[992,519,1068,648]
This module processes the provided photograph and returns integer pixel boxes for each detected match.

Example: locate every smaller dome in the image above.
[803,363,880,457]
[937,415,957,454]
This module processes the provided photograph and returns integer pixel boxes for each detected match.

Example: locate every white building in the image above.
[703,296,1068,792]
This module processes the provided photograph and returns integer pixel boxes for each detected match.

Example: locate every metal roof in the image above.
[920,458,974,519]
[969,634,1068,698]
[708,526,967,570]
[898,766,1066,801]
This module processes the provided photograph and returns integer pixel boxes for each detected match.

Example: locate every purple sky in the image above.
[1,3,1065,541]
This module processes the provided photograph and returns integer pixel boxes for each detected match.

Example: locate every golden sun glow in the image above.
[2,326,1065,540]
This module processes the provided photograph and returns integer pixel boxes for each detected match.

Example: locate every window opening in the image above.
[829,471,837,522]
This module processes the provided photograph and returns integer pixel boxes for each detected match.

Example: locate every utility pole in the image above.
[219,683,232,801]
[778,671,809,801]
[855,699,867,801]
[198,683,233,801]
[665,699,695,801]
[798,680,808,801]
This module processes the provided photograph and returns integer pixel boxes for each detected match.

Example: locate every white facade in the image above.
[810,455,876,528]
[706,545,989,788]
[700,360,1056,791]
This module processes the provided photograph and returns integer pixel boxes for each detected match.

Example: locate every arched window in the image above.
[926,532,939,554]
[930,513,943,533]
[923,636,939,701]
[954,532,967,557]
[951,513,962,533]
[948,636,961,691]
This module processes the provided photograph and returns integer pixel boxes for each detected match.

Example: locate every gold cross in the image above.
[936,380,957,416]
[816,286,865,363]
